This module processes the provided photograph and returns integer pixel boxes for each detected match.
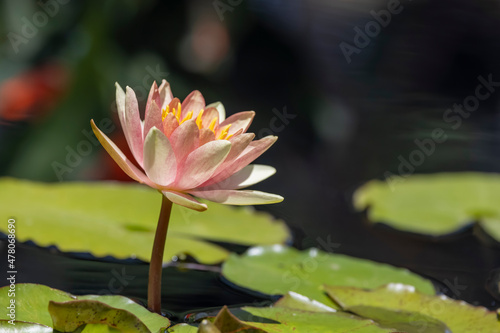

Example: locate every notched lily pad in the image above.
[222,245,434,309]
[0,178,290,264]
[354,172,500,242]
[325,283,500,333]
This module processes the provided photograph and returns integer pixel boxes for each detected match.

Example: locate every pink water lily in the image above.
[91,80,283,212]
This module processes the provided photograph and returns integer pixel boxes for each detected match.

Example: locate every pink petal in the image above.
[143,100,162,141]
[162,190,207,211]
[181,90,205,119]
[200,107,220,129]
[145,81,161,119]
[158,80,173,109]
[123,87,144,167]
[219,111,255,136]
[115,83,126,127]
[175,140,231,190]
[206,101,225,121]
[188,189,283,205]
[170,120,199,163]
[198,164,276,190]
[201,133,255,186]
[163,113,179,138]
[199,128,216,146]
[205,135,277,186]
[143,127,177,186]
[91,120,154,188]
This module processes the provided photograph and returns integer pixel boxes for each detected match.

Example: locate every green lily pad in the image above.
[0,284,74,327]
[238,306,395,332]
[222,245,434,309]
[0,178,290,264]
[354,172,500,240]
[0,284,170,332]
[325,284,500,333]
[274,292,336,313]
[0,320,53,332]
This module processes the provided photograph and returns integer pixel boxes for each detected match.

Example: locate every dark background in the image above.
[1,0,500,311]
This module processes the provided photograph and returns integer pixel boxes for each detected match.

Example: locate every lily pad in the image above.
[0,284,170,332]
[0,178,290,264]
[237,306,395,332]
[166,323,198,332]
[325,283,500,333]
[222,245,435,309]
[354,172,500,240]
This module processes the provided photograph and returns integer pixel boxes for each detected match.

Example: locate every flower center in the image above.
[161,103,232,140]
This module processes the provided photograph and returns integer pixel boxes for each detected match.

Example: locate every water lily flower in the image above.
[91,80,283,211]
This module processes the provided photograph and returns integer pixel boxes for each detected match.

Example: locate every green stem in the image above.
[148,195,173,314]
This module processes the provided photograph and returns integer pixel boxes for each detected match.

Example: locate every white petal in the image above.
[206,101,226,122]
[162,190,207,211]
[189,189,284,205]
[199,164,276,190]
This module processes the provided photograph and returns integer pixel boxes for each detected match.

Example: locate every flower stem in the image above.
[148,195,173,314]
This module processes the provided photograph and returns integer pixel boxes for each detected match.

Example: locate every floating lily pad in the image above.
[0,284,170,333]
[222,245,434,309]
[354,172,500,240]
[237,306,395,332]
[166,323,198,332]
[0,178,290,264]
[325,284,500,333]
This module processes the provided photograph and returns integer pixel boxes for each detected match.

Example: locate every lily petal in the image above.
[206,101,225,122]
[170,119,199,163]
[115,83,126,127]
[145,81,161,119]
[201,133,255,186]
[163,113,179,137]
[158,80,173,109]
[181,90,205,119]
[199,164,276,190]
[143,127,177,186]
[189,189,284,205]
[143,100,162,140]
[206,135,277,186]
[124,87,144,167]
[199,128,216,146]
[175,140,231,190]
[199,107,220,129]
[219,111,255,136]
[162,190,207,211]
[91,120,154,187]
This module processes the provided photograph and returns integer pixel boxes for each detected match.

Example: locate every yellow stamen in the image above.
[195,109,204,129]
[225,133,234,140]
[180,111,193,124]
[218,124,232,140]
[208,117,217,132]
[161,106,170,121]
[176,102,182,119]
